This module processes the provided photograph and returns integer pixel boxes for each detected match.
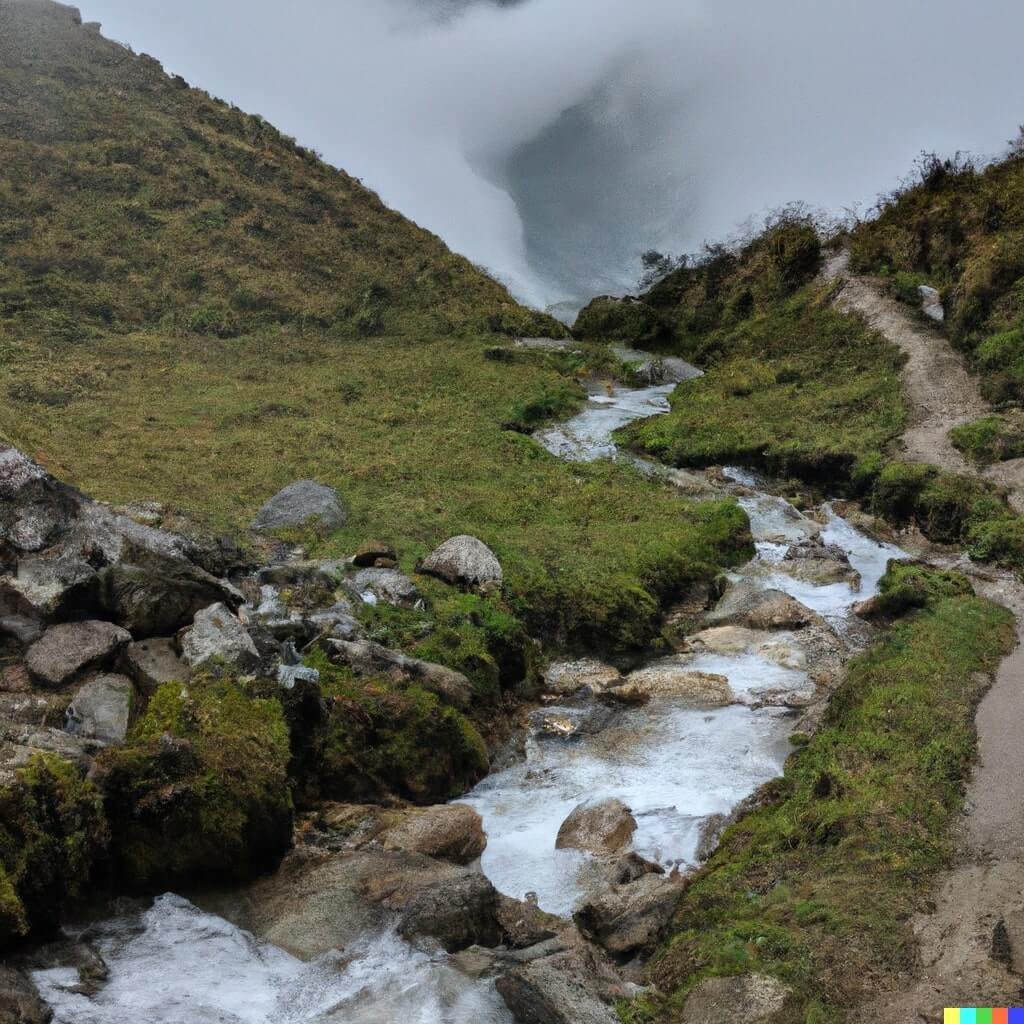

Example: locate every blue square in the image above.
[1008,1009,1024,1024]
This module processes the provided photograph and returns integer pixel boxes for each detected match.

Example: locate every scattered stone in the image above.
[556,799,637,855]
[541,659,622,696]
[251,480,346,532]
[327,638,472,709]
[919,283,945,322]
[680,974,792,1023]
[420,535,503,590]
[65,673,134,745]
[396,870,502,952]
[0,692,64,728]
[352,540,397,567]
[179,603,259,672]
[0,726,98,785]
[124,637,190,695]
[705,584,816,631]
[575,874,683,957]
[0,615,43,646]
[347,568,422,609]
[277,664,320,690]
[607,662,733,706]
[496,895,561,949]
[25,620,131,688]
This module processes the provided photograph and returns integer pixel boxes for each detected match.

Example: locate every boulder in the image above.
[541,659,622,696]
[575,874,683,957]
[124,637,190,695]
[381,804,487,865]
[607,663,733,706]
[179,603,258,672]
[395,870,502,952]
[65,673,134,745]
[556,799,637,855]
[326,638,472,709]
[0,615,43,647]
[496,948,620,1024]
[496,895,561,949]
[25,621,131,689]
[680,974,792,1023]
[530,705,615,739]
[346,568,422,609]
[705,585,816,631]
[0,726,98,786]
[352,540,398,568]
[420,536,503,590]
[251,480,346,532]
[0,965,52,1024]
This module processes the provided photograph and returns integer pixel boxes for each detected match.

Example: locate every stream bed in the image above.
[31,364,907,1023]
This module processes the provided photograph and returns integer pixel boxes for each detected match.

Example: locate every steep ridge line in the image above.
[828,253,1024,1019]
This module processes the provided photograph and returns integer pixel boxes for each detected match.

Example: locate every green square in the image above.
[977,1010,993,1024]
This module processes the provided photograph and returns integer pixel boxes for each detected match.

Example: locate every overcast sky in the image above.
[78,0,1024,311]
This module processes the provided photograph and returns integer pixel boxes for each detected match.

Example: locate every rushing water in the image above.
[33,357,907,1021]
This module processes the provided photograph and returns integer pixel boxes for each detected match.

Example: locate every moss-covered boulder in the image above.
[0,755,108,948]
[93,678,292,886]
[865,560,975,620]
[573,295,668,346]
[307,651,489,805]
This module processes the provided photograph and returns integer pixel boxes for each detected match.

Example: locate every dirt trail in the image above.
[827,253,1024,1019]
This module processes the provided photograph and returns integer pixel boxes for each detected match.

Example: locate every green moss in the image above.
[94,678,292,887]
[950,414,1024,465]
[637,595,1015,1021]
[0,754,108,947]
[306,650,489,805]
[505,379,586,433]
[870,559,974,618]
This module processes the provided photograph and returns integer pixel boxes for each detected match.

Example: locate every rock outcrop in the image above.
[556,799,637,855]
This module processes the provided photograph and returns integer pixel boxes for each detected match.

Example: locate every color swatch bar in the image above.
[944,1010,1024,1024]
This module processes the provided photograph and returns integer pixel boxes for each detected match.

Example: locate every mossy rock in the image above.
[94,678,293,887]
[871,559,974,618]
[0,754,108,948]
[308,651,489,806]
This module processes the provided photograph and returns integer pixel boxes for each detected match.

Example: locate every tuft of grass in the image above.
[949,413,1024,466]
[636,590,1015,1021]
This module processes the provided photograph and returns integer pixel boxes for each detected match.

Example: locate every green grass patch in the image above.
[635,589,1015,1021]
[949,413,1024,465]
[617,284,906,482]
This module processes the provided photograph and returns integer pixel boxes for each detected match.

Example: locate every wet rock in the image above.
[250,480,346,532]
[778,540,861,588]
[575,874,683,957]
[496,948,620,1024]
[541,659,622,696]
[124,637,189,695]
[687,625,807,670]
[381,804,487,865]
[0,615,43,647]
[420,536,503,590]
[705,584,816,631]
[346,568,422,609]
[65,673,134,745]
[326,638,472,709]
[695,811,735,862]
[26,621,131,689]
[449,945,500,979]
[607,662,733,706]
[530,705,615,739]
[352,540,398,567]
[22,935,109,998]
[0,965,52,1024]
[233,848,503,959]
[496,895,561,949]
[680,973,792,1023]
[179,603,259,672]
[556,799,637,855]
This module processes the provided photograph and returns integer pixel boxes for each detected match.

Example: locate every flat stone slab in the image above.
[25,620,131,688]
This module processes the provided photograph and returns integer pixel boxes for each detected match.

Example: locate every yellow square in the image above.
[945,1011,961,1024]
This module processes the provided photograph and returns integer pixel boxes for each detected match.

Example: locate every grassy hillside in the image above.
[850,146,1024,407]
[576,216,907,482]
[0,0,750,651]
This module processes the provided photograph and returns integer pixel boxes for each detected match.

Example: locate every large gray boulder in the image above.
[251,480,346,532]
[606,662,734,707]
[346,568,422,609]
[496,948,620,1024]
[65,673,134,745]
[124,637,190,695]
[179,603,259,672]
[420,536,503,590]
[705,584,816,631]
[680,974,792,1023]
[0,965,52,1024]
[575,874,683,957]
[327,638,473,709]
[556,799,637,855]
[25,621,131,689]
